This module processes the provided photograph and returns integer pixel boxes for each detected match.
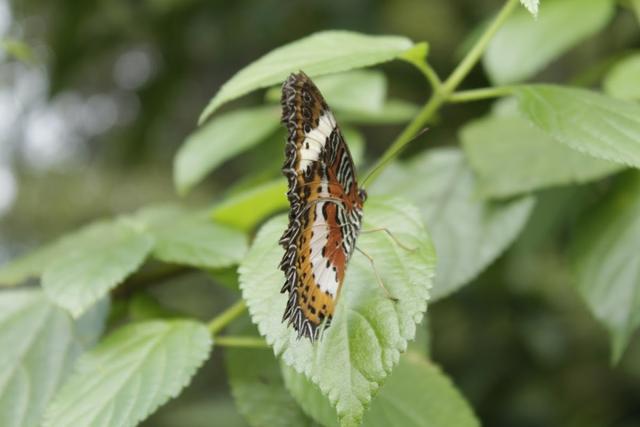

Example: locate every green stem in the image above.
[415,60,443,92]
[363,0,520,184]
[208,300,247,334]
[215,335,269,348]
[447,86,514,103]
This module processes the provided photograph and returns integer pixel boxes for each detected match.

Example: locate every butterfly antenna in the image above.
[360,127,429,189]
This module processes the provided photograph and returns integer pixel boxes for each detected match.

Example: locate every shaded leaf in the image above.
[239,197,435,426]
[199,31,415,122]
[175,106,279,195]
[0,289,107,427]
[226,340,316,427]
[484,0,614,84]
[339,100,418,125]
[603,53,640,101]
[42,221,154,317]
[374,148,534,299]
[282,353,479,427]
[461,114,624,198]
[43,320,212,427]
[515,84,640,169]
[571,172,640,363]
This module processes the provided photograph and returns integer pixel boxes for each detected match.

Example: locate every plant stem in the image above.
[448,86,514,103]
[215,335,269,348]
[415,60,442,92]
[208,299,247,334]
[363,0,520,184]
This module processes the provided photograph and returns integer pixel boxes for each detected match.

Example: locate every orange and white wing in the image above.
[278,71,363,341]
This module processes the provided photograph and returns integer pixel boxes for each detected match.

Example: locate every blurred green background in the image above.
[1,0,639,426]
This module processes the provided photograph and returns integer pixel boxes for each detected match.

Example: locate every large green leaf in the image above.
[282,353,479,427]
[226,342,317,427]
[42,220,154,317]
[461,115,624,198]
[0,221,116,287]
[603,53,640,101]
[0,289,107,427]
[43,320,212,427]
[484,0,614,84]
[571,172,640,362]
[175,106,279,195]
[374,148,534,299]
[199,31,416,123]
[239,197,435,427]
[515,84,640,169]
[130,206,248,269]
[265,70,387,114]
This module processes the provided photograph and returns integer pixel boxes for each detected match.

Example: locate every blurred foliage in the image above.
[1,0,640,426]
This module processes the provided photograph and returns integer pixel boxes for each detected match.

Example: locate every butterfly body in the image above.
[279,72,366,341]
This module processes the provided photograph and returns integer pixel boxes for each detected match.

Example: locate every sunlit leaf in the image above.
[0,289,107,427]
[175,106,279,195]
[265,70,387,114]
[461,115,624,198]
[515,84,640,169]
[571,172,640,363]
[484,0,614,84]
[603,53,640,101]
[199,31,416,123]
[42,221,154,317]
[239,197,435,426]
[282,353,479,427]
[374,149,534,299]
[43,320,212,427]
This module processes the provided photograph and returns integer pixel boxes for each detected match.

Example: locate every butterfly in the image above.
[278,71,368,341]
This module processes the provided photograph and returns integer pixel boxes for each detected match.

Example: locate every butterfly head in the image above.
[357,188,368,204]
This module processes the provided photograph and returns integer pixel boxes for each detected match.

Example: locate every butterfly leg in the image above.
[360,228,416,252]
[355,246,399,302]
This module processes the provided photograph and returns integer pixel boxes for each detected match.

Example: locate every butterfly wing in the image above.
[279,72,364,341]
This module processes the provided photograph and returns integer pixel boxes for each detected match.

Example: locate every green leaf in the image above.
[515,84,640,169]
[460,114,624,199]
[282,353,479,427]
[519,0,539,16]
[239,197,435,427]
[199,31,415,123]
[43,320,212,427]
[373,149,534,299]
[603,53,640,101]
[226,342,317,427]
[1,38,35,64]
[339,100,419,125]
[265,70,387,114]
[42,221,154,317]
[0,289,107,427]
[0,221,115,287]
[175,106,279,195]
[571,172,640,363]
[130,206,248,269]
[212,179,288,232]
[484,0,615,84]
